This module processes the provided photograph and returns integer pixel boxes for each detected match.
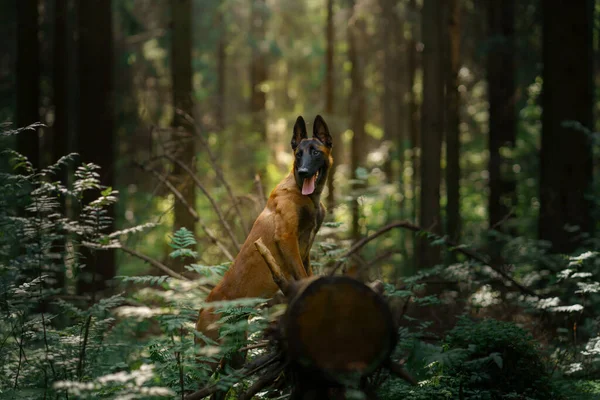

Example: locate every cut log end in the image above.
[283,276,396,384]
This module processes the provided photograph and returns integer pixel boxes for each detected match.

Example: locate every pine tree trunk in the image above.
[407,0,420,227]
[76,0,115,295]
[171,0,196,273]
[445,0,461,244]
[348,1,367,248]
[216,6,226,132]
[16,0,40,168]
[325,0,338,213]
[418,0,444,268]
[487,0,516,240]
[539,0,593,254]
[52,0,69,293]
[250,0,267,138]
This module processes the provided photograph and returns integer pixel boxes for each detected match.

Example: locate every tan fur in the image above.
[195,116,333,361]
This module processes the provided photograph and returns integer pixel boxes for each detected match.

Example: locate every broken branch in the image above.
[254,238,290,296]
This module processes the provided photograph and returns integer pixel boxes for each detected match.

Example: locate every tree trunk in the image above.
[418,0,444,268]
[487,0,516,240]
[53,0,68,166]
[171,0,196,273]
[446,0,461,244]
[76,0,115,295]
[348,1,367,247]
[16,0,40,168]
[250,0,267,138]
[215,6,226,132]
[284,276,396,386]
[407,0,420,227]
[325,0,338,213]
[380,0,398,183]
[539,0,593,254]
[51,0,69,293]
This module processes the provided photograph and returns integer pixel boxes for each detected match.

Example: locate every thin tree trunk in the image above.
[215,6,226,132]
[325,0,338,212]
[171,0,196,273]
[348,1,367,247]
[487,0,516,241]
[539,0,593,254]
[418,0,444,268]
[250,0,267,138]
[16,0,40,168]
[76,0,114,295]
[407,0,420,227]
[446,0,461,245]
[52,0,69,293]
[380,0,397,183]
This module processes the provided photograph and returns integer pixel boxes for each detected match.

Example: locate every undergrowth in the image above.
[1,125,599,399]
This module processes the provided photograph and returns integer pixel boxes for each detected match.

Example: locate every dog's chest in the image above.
[297,206,318,252]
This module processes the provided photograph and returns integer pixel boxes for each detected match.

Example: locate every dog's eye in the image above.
[312,149,320,156]
[296,151,302,158]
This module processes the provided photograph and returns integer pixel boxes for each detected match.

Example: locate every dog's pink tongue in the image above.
[302,175,316,195]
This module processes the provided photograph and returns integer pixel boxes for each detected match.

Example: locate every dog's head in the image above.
[291,115,333,196]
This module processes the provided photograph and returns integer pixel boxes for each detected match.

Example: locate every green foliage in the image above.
[0,144,271,398]
[442,317,552,398]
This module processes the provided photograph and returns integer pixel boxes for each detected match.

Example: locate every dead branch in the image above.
[179,110,250,235]
[254,173,267,208]
[329,220,537,297]
[239,363,287,400]
[184,353,281,400]
[165,153,241,252]
[254,238,290,296]
[136,162,234,261]
[119,245,190,281]
[238,341,269,353]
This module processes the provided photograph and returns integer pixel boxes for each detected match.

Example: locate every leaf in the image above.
[551,304,584,313]
[489,352,503,369]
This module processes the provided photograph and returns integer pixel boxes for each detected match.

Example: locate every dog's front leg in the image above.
[275,235,309,281]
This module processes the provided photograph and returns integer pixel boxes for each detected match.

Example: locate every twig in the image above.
[179,110,250,235]
[77,315,92,380]
[254,173,267,208]
[165,154,241,252]
[239,362,287,400]
[136,162,234,261]
[238,341,269,353]
[184,353,280,400]
[329,220,537,297]
[254,238,290,296]
[119,245,190,280]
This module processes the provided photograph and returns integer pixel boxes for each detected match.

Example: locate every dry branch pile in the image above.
[185,239,415,400]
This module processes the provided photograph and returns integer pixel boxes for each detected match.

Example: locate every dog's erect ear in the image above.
[291,116,308,150]
[312,115,332,148]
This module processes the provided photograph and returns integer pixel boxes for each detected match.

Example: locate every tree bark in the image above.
[51,0,69,293]
[76,0,115,295]
[171,0,196,273]
[284,276,396,384]
[539,0,593,254]
[16,0,40,168]
[418,0,444,268]
[348,1,367,248]
[53,0,68,166]
[250,0,267,138]
[325,0,338,212]
[380,0,398,183]
[487,0,516,239]
[446,0,461,244]
[215,6,226,132]
[407,0,420,228]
